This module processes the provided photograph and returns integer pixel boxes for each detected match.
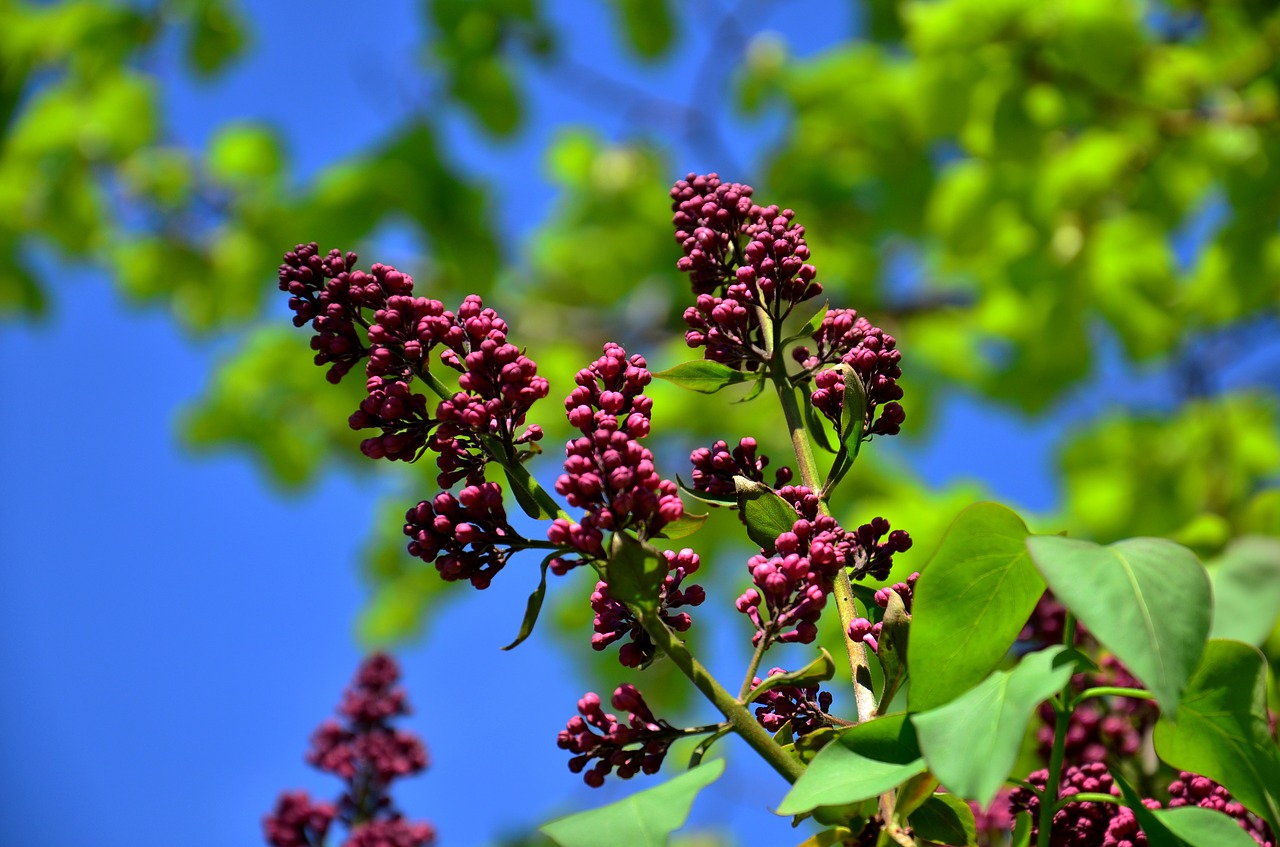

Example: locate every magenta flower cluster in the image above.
[549,343,683,563]
[264,654,434,847]
[751,668,834,736]
[688,437,793,498]
[847,572,920,653]
[1008,764,1153,847]
[557,685,681,787]
[591,548,706,667]
[281,243,547,471]
[803,308,905,440]
[403,481,520,590]
[735,487,910,646]
[1009,764,1276,847]
[672,173,823,371]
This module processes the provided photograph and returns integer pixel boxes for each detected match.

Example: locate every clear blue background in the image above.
[0,2,1213,845]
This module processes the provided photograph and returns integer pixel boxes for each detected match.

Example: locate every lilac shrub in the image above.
[265,172,1275,847]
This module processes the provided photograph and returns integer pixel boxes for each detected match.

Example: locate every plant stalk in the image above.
[1038,615,1078,847]
[767,336,877,722]
[639,611,805,783]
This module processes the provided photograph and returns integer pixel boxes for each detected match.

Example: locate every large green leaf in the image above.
[1153,639,1280,835]
[909,503,1044,712]
[540,759,725,847]
[1026,536,1210,716]
[1208,536,1280,646]
[775,713,925,815]
[912,646,1075,808]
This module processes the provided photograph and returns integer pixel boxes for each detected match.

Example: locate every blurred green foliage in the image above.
[4,0,1279,757]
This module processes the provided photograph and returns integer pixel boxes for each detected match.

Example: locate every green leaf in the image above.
[912,646,1075,808]
[1026,536,1211,717]
[1208,536,1280,646]
[609,0,673,57]
[652,360,752,394]
[606,533,667,614]
[909,503,1045,712]
[909,794,977,847]
[1153,639,1280,835]
[675,475,738,508]
[1152,807,1264,847]
[688,727,731,768]
[657,510,708,540]
[747,648,837,701]
[502,553,557,651]
[735,476,798,550]
[835,363,868,448]
[505,462,555,520]
[776,714,926,815]
[798,301,830,339]
[876,589,910,711]
[540,759,725,847]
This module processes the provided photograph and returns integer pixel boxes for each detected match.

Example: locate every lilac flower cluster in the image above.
[671,174,823,370]
[403,482,520,590]
[688,437,793,498]
[1008,764,1153,847]
[734,487,912,648]
[591,548,706,667]
[558,685,681,787]
[549,343,683,562]
[803,310,905,440]
[280,243,548,480]
[264,654,434,847]
[1168,773,1276,847]
[751,668,834,735]
[847,572,920,653]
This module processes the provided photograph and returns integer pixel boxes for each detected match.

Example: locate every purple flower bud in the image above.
[557,685,679,787]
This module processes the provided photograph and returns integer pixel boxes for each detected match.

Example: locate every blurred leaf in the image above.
[207,122,283,188]
[608,0,673,58]
[1208,536,1280,646]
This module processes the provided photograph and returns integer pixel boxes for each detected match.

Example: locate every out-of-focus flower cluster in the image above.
[264,654,434,847]
[558,685,683,787]
[591,548,706,667]
[1008,765,1276,847]
[750,668,834,736]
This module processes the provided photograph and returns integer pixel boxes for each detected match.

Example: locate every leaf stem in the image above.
[1038,614,1077,847]
[1054,792,1121,811]
[1073,686,1155,706]
[737,622,776,701]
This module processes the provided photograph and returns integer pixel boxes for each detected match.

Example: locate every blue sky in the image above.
[0,2,1208,846]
